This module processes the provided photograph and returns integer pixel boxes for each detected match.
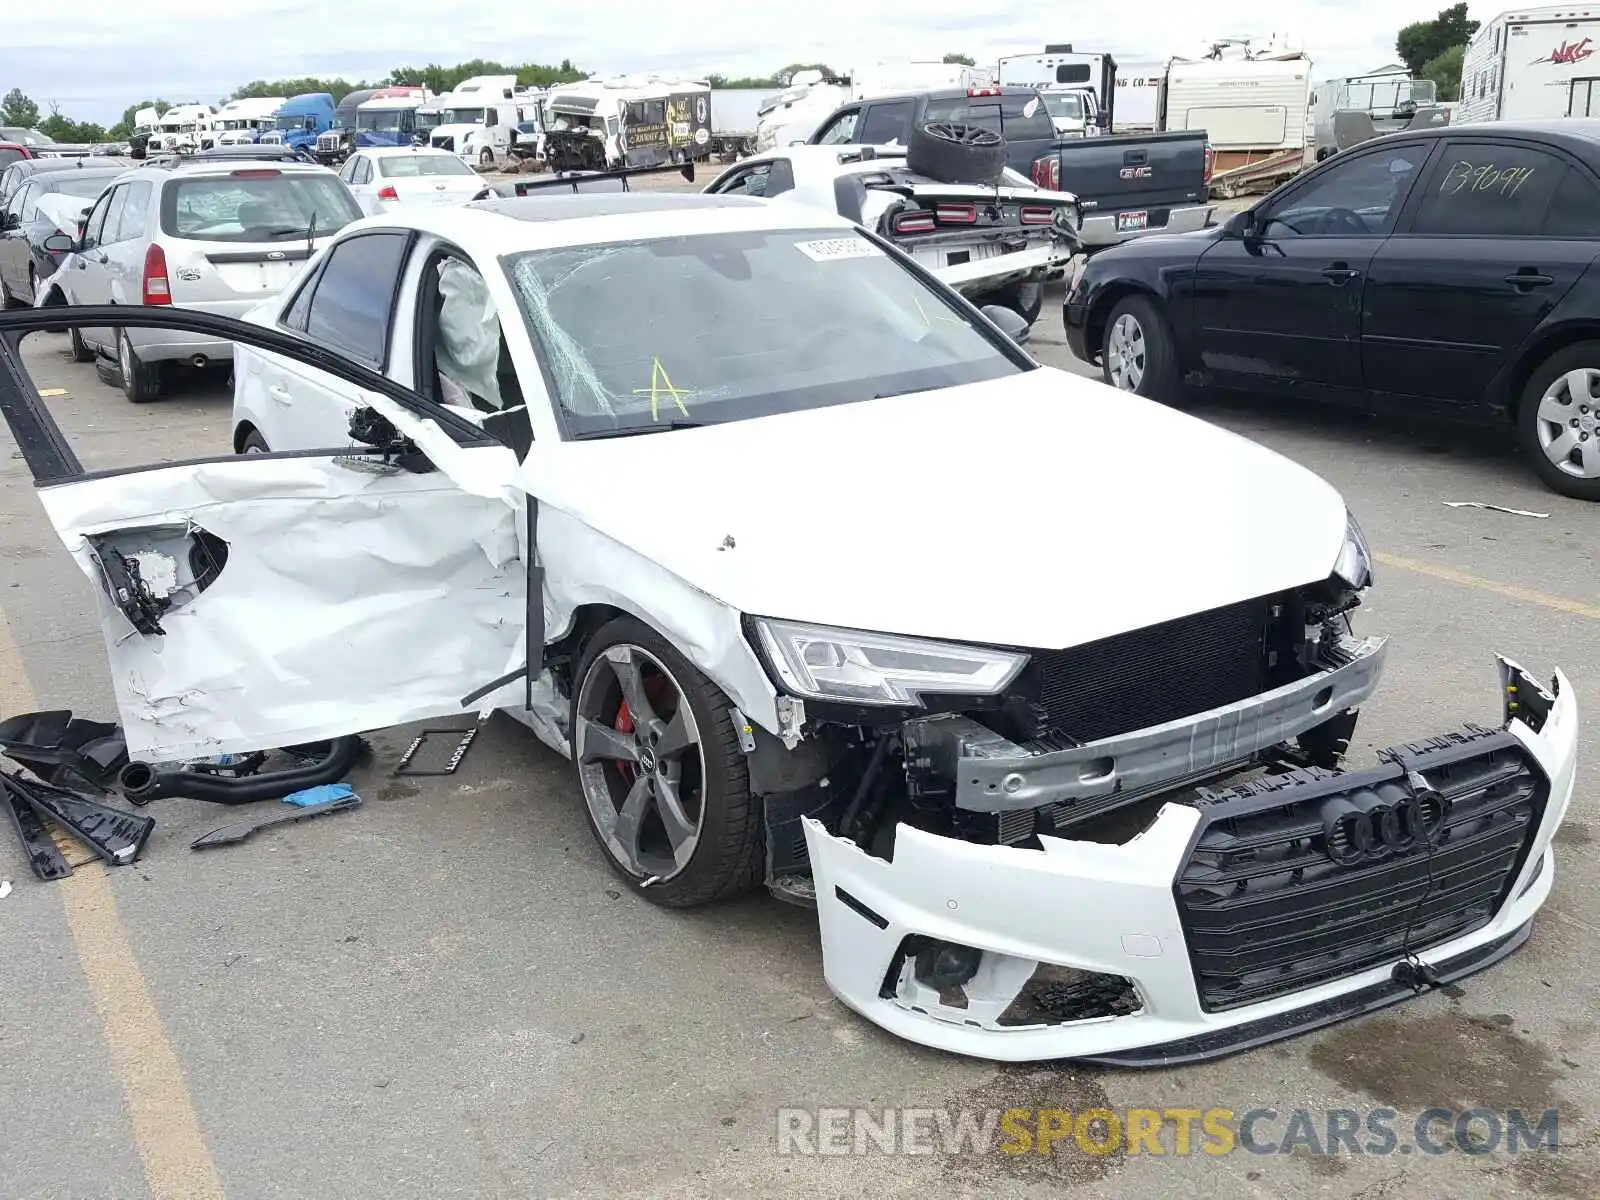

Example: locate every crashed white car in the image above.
[703,144,1078,324]
[0,180,1577,1065]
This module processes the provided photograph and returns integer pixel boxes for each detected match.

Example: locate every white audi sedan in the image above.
[1,179,1577,1066]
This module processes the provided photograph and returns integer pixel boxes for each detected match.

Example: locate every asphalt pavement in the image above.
[0,297,1596,1200]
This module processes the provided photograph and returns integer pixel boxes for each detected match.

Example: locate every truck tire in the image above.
[905,121,1006,186]
[480,146,494,166]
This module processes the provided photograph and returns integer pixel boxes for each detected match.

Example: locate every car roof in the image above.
[35,169,123,189]
[145,160,338,178]
[356,145,461,157]
[364,190,853,254]
[9,157,134,177]
[1365,118,1600,154]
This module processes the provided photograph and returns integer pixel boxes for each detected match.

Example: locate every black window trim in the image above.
[278,228,415,370]
[1390,135,1596,238]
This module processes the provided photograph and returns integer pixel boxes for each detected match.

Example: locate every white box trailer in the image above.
[1113,60,1167,130]
[1461,7,1600,121]
[1160,53,1312,167]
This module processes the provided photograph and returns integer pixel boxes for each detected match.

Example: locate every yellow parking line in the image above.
[0,604,224,1200]
[1375,552,1600,621]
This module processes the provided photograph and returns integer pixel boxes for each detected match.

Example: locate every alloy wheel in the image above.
[1534,367,1600,479]
[1107,312,1146,391]
[574,644,706,883]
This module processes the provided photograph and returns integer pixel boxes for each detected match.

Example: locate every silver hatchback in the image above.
[41,160,361,401]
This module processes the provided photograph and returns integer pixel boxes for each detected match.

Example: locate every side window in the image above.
[713,164,767,195]
[1262,145,1430,237]
[80,190,114,250]
[856,101,915,146]
[6,182,32,221]
[1543,167,1600,237]
[113,182,152,243]
[484,109,498,128]
[101,187,131,244]
[815,109,861,145]
[280,265,319,332]
[352,159,371,185]
[301,232,409,365]
[1409,143,1568,237]
[339,155,359,182]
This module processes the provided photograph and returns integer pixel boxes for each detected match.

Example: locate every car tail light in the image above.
[1203,145,1215,186]
[142,243,171,305]
[934,202,977,224]
[377,185,399,201]
[1032,155,1060,191]
[230,168,281,178]
[893,210,936,234]
[1019,205,1055,225]
[967,87,1003,97]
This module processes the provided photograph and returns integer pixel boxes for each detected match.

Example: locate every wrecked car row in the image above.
[0,161,1579,1064]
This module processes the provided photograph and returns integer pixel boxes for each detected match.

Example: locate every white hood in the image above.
[521,369,1349,650]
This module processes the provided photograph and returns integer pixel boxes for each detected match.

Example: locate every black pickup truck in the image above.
[806,86,1058,177]
[1030,129,1214,250]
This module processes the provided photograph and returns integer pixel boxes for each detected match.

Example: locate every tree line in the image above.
[1397,4,1477,102]
[0,51,979,143]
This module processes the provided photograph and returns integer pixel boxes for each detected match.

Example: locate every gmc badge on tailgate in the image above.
[1119,165,1153,180]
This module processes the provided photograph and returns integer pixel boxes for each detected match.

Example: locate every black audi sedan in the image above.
[0,168,121,308]
[1065,120,1600,500]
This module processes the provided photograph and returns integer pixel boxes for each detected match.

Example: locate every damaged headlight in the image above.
[1333,509,1373,590]
[752,617,1028,706]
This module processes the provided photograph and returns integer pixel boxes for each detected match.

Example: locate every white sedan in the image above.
[0,183,1577,1066]
[337,145,485,214]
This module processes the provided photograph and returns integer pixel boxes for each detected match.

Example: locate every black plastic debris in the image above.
[191,792,362,850]
[0,777,73,880]
[119,736,365,806]
[0,709,128,792]
[2,771,154,868]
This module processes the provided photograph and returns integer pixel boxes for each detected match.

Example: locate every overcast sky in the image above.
[0,0,1457,125]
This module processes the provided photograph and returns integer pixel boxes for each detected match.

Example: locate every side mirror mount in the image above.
[42,231,74,253]
[981,304,1031,346]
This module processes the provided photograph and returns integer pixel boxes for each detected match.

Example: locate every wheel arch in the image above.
[1500,321,1600,421]
[1085,280,1164,361]
[232,420,260,453]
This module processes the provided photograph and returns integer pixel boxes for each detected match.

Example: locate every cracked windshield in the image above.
[505,228,1024,437]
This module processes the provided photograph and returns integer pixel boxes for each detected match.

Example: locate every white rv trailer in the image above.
[1114,60,1168,131]
[1462,7,1600,121]
[997,47,1114,133]
[211,97,287,147]
[1161,51,1312,169]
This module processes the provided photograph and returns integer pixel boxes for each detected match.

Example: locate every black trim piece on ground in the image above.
[1078,921,1533,1068]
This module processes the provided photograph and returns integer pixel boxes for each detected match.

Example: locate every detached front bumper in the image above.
[804,658,1577,1063]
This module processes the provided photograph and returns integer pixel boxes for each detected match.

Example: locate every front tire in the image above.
[1517,341,1600,500]
[479,147,494,166]
[570,616,762,908]
[68,322,93,363]
[117,328,162,403]
[239,428,270,454]
[1100,295,1181,402]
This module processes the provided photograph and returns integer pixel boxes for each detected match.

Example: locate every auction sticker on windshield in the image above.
[794,236,885,262]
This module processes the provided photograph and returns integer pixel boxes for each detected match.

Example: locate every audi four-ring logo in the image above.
[1319,780,1447,864]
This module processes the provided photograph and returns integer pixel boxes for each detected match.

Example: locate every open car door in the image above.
[0,306,532,761]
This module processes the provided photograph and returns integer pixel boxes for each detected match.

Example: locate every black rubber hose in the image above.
[118,736,363,806]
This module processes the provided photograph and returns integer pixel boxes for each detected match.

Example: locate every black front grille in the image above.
[1029,596,1270,743]
[1175,727,1546,1012]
